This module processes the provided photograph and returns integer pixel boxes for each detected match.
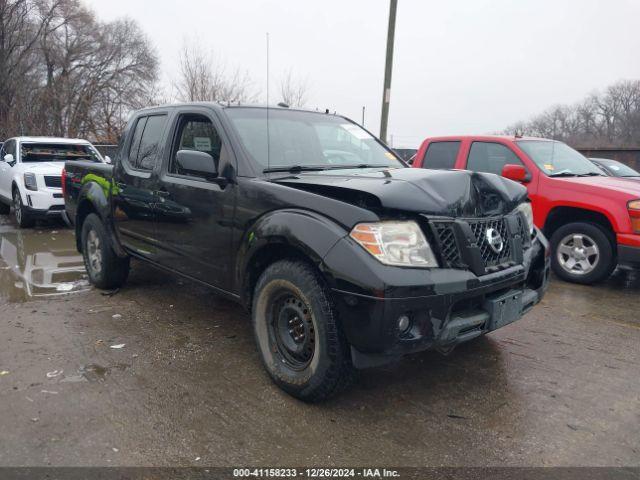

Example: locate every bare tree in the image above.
[279,69,309,107]
[504,79,640,147]
[0,0,159,142]
[175,41,255,104]
[0,0,63,134]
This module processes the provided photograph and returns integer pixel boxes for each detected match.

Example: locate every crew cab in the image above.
[413,136,640,284]
[63,104,549,401]
[0,137,104,227]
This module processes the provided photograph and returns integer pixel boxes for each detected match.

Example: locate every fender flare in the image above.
[74,180,126,257]
[235,208,348,302]
[542,201,622,234]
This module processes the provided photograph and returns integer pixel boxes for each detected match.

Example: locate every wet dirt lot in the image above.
[0,217,638,467]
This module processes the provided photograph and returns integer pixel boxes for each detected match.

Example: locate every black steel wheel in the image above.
[252,259,355,402]
[270,292,316,370]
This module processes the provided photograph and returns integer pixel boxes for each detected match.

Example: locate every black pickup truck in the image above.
[63,103,549,401]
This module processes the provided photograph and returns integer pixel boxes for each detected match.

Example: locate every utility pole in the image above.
[362,106,366,126]
[379,0,398,144]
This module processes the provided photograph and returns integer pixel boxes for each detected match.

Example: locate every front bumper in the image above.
[618,244,640,267]
[24,204,65,219]
[22,188,64,218]
[322,231,550,368]
[617,233,640,267]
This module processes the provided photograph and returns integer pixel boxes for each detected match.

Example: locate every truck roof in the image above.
[422,135,555,143]
[11,136,93,144]
[134,102,340,117]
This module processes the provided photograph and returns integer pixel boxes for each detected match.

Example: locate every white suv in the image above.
[0,137,104,227]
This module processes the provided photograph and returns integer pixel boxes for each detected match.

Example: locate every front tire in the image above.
[13,189,34,228]
[252,259,355,402]
[550,222,615,284]
[81,213,130,289]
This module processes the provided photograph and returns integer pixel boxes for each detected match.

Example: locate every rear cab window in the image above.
[127,114,168,171]
[421,141,460,169]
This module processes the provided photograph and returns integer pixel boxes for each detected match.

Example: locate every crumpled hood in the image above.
[273,167,528,217]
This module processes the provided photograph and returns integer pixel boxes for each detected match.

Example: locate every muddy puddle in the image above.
[0,223,90,302]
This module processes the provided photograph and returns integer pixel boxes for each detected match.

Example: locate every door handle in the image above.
[155,190,170,197]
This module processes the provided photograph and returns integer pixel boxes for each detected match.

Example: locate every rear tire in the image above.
[252,259,356,402]
[13,188,34,228]
[550,222,615,284]
[81,213,130,289]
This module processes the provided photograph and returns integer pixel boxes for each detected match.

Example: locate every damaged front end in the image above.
[275,168,550,368]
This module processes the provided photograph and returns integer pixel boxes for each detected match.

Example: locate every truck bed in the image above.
[63,160,114,224]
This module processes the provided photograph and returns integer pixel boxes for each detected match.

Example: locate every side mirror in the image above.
[104,155,112,164]
[4,154,15,166]
[502,164,529,183]
[176,150,217,177]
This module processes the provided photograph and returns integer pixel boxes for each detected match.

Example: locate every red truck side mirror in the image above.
[502,164,529,183]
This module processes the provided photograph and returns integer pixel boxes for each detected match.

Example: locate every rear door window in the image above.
[467,142,524,175]
[136,115,168,171]
[127,117,147,167]
[422,141,460,169]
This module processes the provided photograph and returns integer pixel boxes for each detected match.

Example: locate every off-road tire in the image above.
[550,222,615,285]
[252,259,356,402]
[81,213,130,289]
[13,188,34,228]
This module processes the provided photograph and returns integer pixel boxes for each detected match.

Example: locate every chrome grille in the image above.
[430,215,521,274]
[467,218,511,267]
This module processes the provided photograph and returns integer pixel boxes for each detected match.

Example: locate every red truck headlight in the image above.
[628,200,640,233]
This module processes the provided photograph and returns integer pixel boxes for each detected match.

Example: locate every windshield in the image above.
[20,143,101,163]
[517,140,603,177]
[225,108,404,171]
[593,159,640,177]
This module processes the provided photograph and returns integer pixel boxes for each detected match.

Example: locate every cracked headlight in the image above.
[24,173,37,191]
[349,221,438,267]
[517,202,534,235]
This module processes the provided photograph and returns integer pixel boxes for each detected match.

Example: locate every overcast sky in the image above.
[85,0,640,148]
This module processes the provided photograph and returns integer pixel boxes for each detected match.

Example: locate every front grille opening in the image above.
[468,217,511,267]
[432,222,462,267]
[45,176,62,188]
[428,214,525,275]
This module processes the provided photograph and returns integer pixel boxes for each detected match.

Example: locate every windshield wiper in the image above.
[577,172,606,177]
[326,163,392,170]
[549,172,579,177]
[263,165,328,173]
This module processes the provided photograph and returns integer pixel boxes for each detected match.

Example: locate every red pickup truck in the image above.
[413,136,640,284]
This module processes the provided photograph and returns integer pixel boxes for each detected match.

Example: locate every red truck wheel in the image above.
[550,222,615,284]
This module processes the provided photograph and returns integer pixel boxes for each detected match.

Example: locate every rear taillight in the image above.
[61,168,66,197]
